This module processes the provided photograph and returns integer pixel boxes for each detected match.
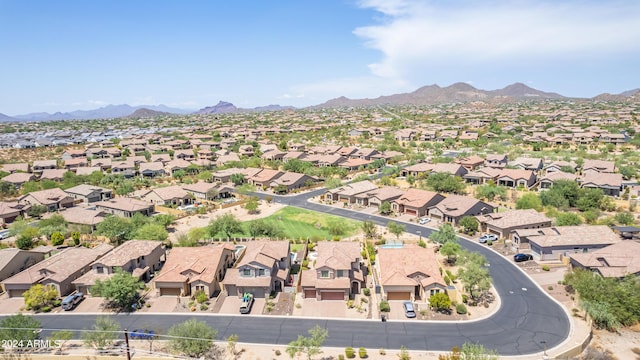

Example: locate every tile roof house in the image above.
[355,186,405,208]
[580,172,623,197]
[75,166,103,176]
[538,171,579,190]
[1,172,36,188]
[392,189,445,218]
[0,201,28,225]
[496,169,537,189]
[510,157,544,172]
[463,166,502,185]
[1,163,29,173]
[324,180,378,204]
[32,160,58,173]
[95,197,154,218]
[512,225,621,260]
[63,157,89,171]
[139,185,192,206]
[18,188,75,212]
[570,241,640,278]
[73,240,165,295]
[222,240,290,298]
[248,169,284,188]
[39,169,68,181]
[53,207,106,229]
[300,241,366,301]
[64,184,112,203]
[428,195,494,226]
[153,244,235,297]
[270,172,317,193]
[476,209,552,240]
[91,158,112,171]
[2,244,113,298]
[182,181,234,200]
[455,155,485,171]
[376,244,447,301]
[582,159,615,175]
[139,162,167,178]
[0,248,46,285]
[484,154,508,169]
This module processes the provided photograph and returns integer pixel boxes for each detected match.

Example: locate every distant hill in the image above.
[126,108,172,118]
[593,88,640,102]
[12,104,190,121]
[195,101,295,114]
[316,82,566,108]
[0,113,17,122]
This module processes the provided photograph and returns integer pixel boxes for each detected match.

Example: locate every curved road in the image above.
[28,189,569,355]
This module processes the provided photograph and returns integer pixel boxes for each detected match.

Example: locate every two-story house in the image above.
[222,241,290,298]
[300,241,366,300]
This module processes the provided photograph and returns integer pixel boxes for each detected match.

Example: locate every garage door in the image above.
[159,288,181,296]
[405,209,417,216]
[320,291,344,301]
[8,289,24,298]
[304,290,316,299]
[387,292,411,300]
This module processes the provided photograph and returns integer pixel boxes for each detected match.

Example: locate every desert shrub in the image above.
[358,347,367,358]
[338,355,345,360]
[456,303,467,315]
[345,347,355,359]
[362,288,371,296]
[542,265,550,271]
[195,290,208,304]
[379,300,390,312]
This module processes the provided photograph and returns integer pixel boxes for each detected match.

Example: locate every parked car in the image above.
[478,234,498,243]
[130,329,155,340]
[61,292,84,311]
[514,253,534,262]
[240,292,254,314]
[418,217,431,225]
[0,229,10,240]
[403,301,416,318]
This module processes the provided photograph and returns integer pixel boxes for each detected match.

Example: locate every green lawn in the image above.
[246,206,361,241]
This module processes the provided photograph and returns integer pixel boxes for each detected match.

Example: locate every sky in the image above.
[1,0,639,115]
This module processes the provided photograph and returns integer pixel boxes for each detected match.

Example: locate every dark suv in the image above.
[514,253,533,262]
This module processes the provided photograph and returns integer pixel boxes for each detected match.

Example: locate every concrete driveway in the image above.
[71,296,104,313]
[218,295,265,315]
[301,299,346,318]
[0,297,25,314]
[386,300,420,320]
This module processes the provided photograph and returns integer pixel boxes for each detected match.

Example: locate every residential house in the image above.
[18,188,74,211]
[324,180,378,204]
[139,186,192,206]
[476,209,552,240]
[1,163,29,173]
[339,158,372,170]
[392,189,445,217]
[95,197,154,217]
[174,149,196,161]
[75,167,103,176]
[455,155,485,171]
[270,172,317,193]
[139,162,167,178]
[544,160,577,174]
[463,167,502,185]
[510,157,544,172]
[1,173,35,188]
[262,150,287,161]
[150,154,171,164]
[91,158,112,171]
[538,171,579,190]
[32,160,57,173]
[39,169,68,182]
[512,225,621,260]
[2,244,113,297]
[0,202,28,225]
[300,241,366,300]
[580,172,623,197]
[238,145,255,157]
[165,159,192,175]
[428,195,494,226]
[570,241,640,278]
[73,240,165,295]
[222,241,290,298]
[496,169,537,189]
[54,207,106,230]
[111,161,136,178]
[485,154,508,169]
[582,159,615,175]
[64,184,112,203]
[0,248,46,284]
[401,163,433,178]
[183,181,234,200]
[63,158,89,171]
[248,169,283,188]
[356,186,404,208]
[377,244,447,301]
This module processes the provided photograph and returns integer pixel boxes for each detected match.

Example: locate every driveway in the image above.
[0,297,25,314]
[218,295,265,315]
[386,300,420,321]
[69,296,104,313]
[301,299,346,318]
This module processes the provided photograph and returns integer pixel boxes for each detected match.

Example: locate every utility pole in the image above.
[124,328,131,360]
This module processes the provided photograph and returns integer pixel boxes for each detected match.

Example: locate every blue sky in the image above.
[1,0,639,115]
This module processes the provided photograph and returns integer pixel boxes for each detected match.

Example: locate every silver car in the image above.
[403,301,416,318]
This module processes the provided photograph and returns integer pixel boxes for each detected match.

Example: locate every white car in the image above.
[479,234,498,243]
[419,217,431,225]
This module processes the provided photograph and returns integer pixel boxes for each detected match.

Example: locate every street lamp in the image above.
[540,340,548,358]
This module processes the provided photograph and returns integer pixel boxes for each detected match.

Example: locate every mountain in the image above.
[317,82,567,108]
[13,104,189,121]
[252,104,295,112]
[126,108,172,118]
[593,88,640,102]
[0,113,17,122]
[195,101,238,114]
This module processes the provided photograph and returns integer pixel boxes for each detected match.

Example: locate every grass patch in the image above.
[290,243,305,252]
[247,207,361,240]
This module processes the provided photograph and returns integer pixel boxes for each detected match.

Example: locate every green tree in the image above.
[92,270,142,310]
[619,165,636,180]
[516,193,543,211]
[247,220,283,239]
[285,325,329,360]
[458,216,479,235]
[475,184,507,201]
[327,218,347,237]
[0,314,41,343]
[207,213,243,239]
[23,284,58,311]
[133,223,168,241]
[429,293,452,312]
[361,220,377,239]
[387,221,405,241]
[440,241,462,265]
[429,223,457,245]
[27,204,48,218]
[71,231,81,245]
[555,212,583,226]
[168,319,217,358]
[425,173,466,194]
[540,180,580,208]
[460,342,500,360]
[82,316,119,349]
[0,181,17,197]
[457,262,492,299]
[95,216,133,244]
[379,201,392,215]
[16,227,39,249]
[115,181,135,195]
[324,177,342,189]
[49,330,73,353]
[576,188,604,212]
[51,231,65,246]
[244,196,260,214]
[153,214,176,228]
[615,211,635,225]
[230,173,245,186]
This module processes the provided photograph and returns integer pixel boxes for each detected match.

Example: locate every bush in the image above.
[542,265,550,271]
[444,276,451,286]
[345,347,356,359]
[486,240,493,246]
[379,300,390,312]
[41,306,51,313]
[199,304,208,311]
[359,347,367,358]
[362,288,370,296]
[456,303,467,315]
[338,355,345,360]
[548,286,554,291]
[462,294,468,304]
[195,290,208,304]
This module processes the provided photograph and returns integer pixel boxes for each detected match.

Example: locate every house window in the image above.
[96,266,104,274]
[258,269,265,276]
[242,268,251,276]
[336,270,343,277]
[320,270,329,278]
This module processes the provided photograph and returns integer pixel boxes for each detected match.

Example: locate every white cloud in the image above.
[355,0,640,80]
